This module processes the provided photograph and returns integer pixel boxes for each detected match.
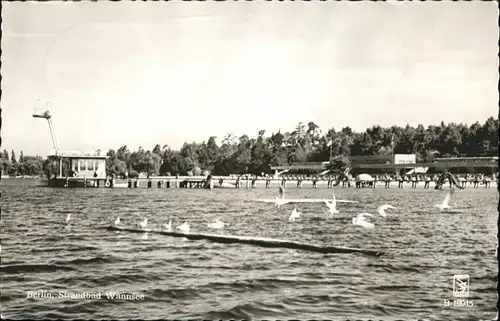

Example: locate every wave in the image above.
[203,300,289,320]
[61,256,117,266]
[3,185,497,320]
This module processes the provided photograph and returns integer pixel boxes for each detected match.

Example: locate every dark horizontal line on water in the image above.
[0,263,76,274]
[102,225,386,257]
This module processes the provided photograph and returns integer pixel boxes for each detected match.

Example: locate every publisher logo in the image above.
[444,274,473,308]
[453,274,470,298]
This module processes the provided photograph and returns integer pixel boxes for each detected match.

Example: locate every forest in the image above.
[1,117,498,178]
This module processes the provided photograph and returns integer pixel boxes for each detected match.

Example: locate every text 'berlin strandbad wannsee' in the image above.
[26,291,145,301]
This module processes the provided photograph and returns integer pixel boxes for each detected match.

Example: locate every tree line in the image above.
[1,117,498,178]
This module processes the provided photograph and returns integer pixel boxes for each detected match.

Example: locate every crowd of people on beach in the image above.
[223,172,497,189]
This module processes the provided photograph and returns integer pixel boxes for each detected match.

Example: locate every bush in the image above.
[327,156,351,173]
[193,166,202,176]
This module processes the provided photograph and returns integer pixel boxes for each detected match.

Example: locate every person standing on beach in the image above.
[424,175,431,189]
[411,175,416,188]
[398,175,404,189]
[312,176,318,188]
[384,174,390,188]
[265,175,271,188]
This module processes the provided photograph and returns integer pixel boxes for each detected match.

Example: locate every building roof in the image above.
[48,151,108,159]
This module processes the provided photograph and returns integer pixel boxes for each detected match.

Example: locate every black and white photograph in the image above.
[0,1,498,320]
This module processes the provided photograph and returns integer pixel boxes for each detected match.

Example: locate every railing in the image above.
[271,160,499,170]
[352,162,498,169]
[434,157,498,163]
[349,155,393,161]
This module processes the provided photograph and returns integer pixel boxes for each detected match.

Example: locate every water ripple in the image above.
[1,179,497,320]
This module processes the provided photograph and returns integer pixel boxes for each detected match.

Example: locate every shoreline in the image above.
[6,176,497,189]
[112,177,497,189]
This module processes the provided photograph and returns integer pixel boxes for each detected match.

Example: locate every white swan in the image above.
[288,207,301,222]
[275,186,289,208]
[434,190,454,211]
[207,219,226,229]
[66,214,71,224]
[377,204,396,217]
[322,193,339,215]
[177,221,190,233]
[139,218,148,230]
[114,217,120,225]
[352,213,375,229]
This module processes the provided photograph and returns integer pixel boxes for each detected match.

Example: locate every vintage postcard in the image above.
[0,1,498,320]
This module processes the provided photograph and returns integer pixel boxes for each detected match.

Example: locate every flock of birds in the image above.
[286,193,396,229]
[64,211,228,233]
[61,186,455,232]
[275,186,457,229]
[116,217,228,235]
[62,184,498,260]
[62,186,456,234]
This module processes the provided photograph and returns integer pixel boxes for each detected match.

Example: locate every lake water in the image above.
[1,178,498,320]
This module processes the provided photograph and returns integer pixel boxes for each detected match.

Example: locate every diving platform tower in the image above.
[33,104,108,186]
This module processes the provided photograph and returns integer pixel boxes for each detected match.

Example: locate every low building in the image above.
[44,150,109,187]
[65,153,107,178]
[270,154,498,176]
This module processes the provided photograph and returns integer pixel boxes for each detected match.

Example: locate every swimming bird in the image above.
[288,207,301,222]
[139,218,148,230]
[164,220,172,231]
[177,221,190,233]
[114,217,120,225]
[66,214,71,224]
[207,218,226,229]
[322,193,339,215]
[275,197,288,208]
[377,204,396,217]
[275,186,289,208]
[352,213,375,229]
[434,189,454,211]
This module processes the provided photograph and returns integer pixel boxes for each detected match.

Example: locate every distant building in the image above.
[270,154,498,176]
[47,150,108,178]
[346,154,416,166]
[434,156,498,164]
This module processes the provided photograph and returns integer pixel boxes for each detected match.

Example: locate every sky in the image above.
[1,1,498,157]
